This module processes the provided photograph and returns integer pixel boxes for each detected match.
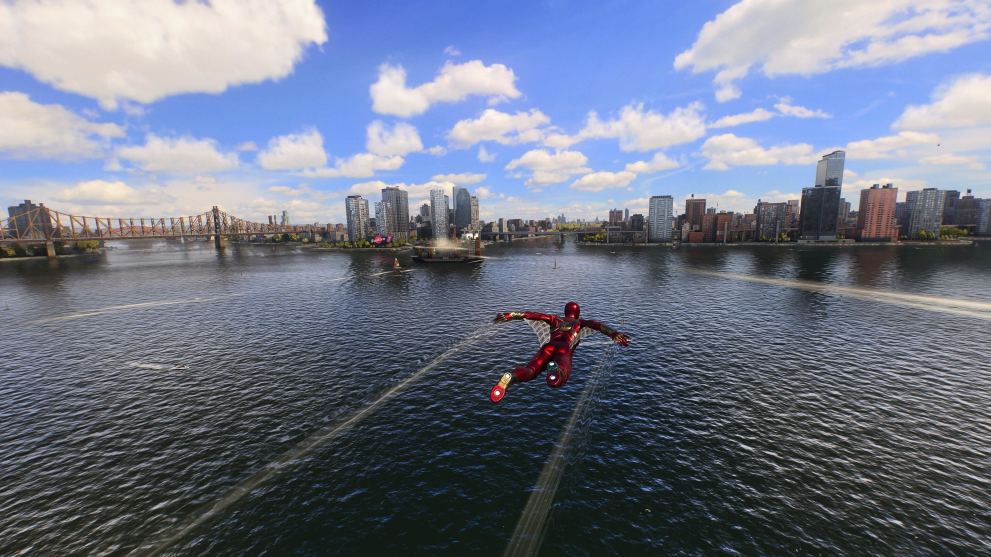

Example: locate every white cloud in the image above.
[0,0,327,108]
[55,180,146,205]
[556,102,707,152]
[448,108,550,147]
[301,153,404,178]
[844,130,939,159]
[0,91,123,159]
[624,152,680,173]
[505,149,591,186]
[919,153,986,170]
[675,0,991,102]
[424,145,447,156]
[894,73,991,130]
[370,60,521,117]
[701,133,817,170]
[775,98,830,119]
[258,128,327,170]
[366,120,423,156]
[711,108,775,129]
[478,145,496,162]
[474,186,494,199]
[444,45,462,57]
[236,141,258,152]
[571,171,637,192]
[431,172,486,184]
[115,134,239,174]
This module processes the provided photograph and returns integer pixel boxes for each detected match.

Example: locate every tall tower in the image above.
[380,186,409,241]
[374,201,393,237]
[815,150,845,187]
[648,195,673,242]
[685,195,706,231]
[800,150,845,240]
[453,187,471,232]
[345,195,370,242]
[907,188,945,238]
[857,183,898,241]
[469,196,480,229]
[430,189,449,240]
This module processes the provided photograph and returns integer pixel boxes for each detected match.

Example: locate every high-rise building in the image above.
[976,199,991,236]
[838,198,851,224]
[942,190,960,225]
[786,199,800,229]
[754,201,789,241]
[469,196,480,229]
[453,187,471,232]
[381,186,409,241]
[624,208,629,222]
[815,150,845,187]
[608,209,624,225]
[374,201,393,237]
[895,202,910,238]
[6,200,54,239]
[280,210,290,226]
[419,203,431,219]
[956,189,979,229]
[800,151,845,240]
[345,195,370,241]
[430,189,449,240]
[857,183,898,242]
[629,213,645,231]
[648,195,673,242]
[906,188,945,238]
[685,196,706,231]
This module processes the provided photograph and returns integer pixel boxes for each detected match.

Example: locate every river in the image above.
[1,240,989,555]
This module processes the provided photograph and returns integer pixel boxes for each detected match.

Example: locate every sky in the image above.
[1,0,990,224]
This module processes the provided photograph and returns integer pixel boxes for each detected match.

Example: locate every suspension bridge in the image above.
[2,202,322,257]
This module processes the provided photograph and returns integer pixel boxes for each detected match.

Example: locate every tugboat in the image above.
[412,233,484,264]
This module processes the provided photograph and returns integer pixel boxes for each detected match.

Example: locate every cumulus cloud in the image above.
[370,60,521,117]
[258,128,327,170]
[844,130,939,159]
[775,98,831,119]
[0,91,123,159]
[55,180,147,205]
[551,102,707,152]
[624,152,680,173]
[115,134,239,174]
[571,171,637,192]
[505,149,591,186]
[366,120,423,156]
[478,145,496,162]
[474,186,494,199]
[431,172,486,184]
[0,0,327,108]
[701,133,817,170]
[448,109,550,147]
[919,153,985,169]
[711,99,829,129]
[675,0,991,102]
[894,72,991,130]
[301,153,404,178]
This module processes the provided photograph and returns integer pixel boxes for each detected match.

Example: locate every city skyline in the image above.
[1,1,990,225]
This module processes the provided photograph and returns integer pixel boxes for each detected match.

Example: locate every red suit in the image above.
[489,301,629,403]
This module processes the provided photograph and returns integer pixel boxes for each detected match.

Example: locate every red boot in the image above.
[490,372,514,403]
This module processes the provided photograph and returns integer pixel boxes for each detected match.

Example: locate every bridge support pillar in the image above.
[45,241,57,258]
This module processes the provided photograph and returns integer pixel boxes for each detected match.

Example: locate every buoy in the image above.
[393,257,401,269]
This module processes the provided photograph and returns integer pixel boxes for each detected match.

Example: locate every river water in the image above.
[1,240,989,555]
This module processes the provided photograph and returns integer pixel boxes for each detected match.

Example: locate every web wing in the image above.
[525,319,551,347]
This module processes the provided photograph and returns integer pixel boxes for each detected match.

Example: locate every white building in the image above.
[345,195,370,242]
[374,201,393,237]
[430,189,449,239]
[647,195,673,242]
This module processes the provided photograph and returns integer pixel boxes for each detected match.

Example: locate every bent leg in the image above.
[545,346,573,388]
[513,343,555,383]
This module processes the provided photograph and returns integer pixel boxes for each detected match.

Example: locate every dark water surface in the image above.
[2,240,990,556]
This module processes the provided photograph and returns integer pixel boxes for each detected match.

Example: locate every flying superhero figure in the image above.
[489,301,630,403]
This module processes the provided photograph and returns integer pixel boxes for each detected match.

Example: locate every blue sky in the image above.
[1,0,990,223]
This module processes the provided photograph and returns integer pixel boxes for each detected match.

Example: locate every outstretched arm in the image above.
[581,319,631,346]
[494,311,555,324]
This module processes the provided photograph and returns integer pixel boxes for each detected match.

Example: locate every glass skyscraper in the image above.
[647,195,673,242]
[452,187,471,232]
[801,151,845,240]
[815,150,845,188]
[430,189,449,240]
[345,195,370,242]
[380,186,409,241]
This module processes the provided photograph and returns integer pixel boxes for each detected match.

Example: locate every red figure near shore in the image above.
[489,301,630,403]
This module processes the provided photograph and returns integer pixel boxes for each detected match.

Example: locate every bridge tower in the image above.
[212,206,226,250]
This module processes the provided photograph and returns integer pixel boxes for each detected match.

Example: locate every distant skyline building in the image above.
[815,150,845,187]
[976,199,991,236]
[608,208,624,225]
[469,196,480,229]
[6,199,54,240]
[800,151,845,241]
[629,213,645,231]
[345,195,370,242]
[430,189,449,239]
[685,196,706,231]
[942,190,960,225]
[374,200,393,237]
[907,187,945,238]
[281,210,290,226]
[624,208,629,222]
[754,201,788,241]
[648,195,673,242]
[453,186,471,232]
[956,189,979,229]
[857,183,898,242]
[381,186,409,241]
